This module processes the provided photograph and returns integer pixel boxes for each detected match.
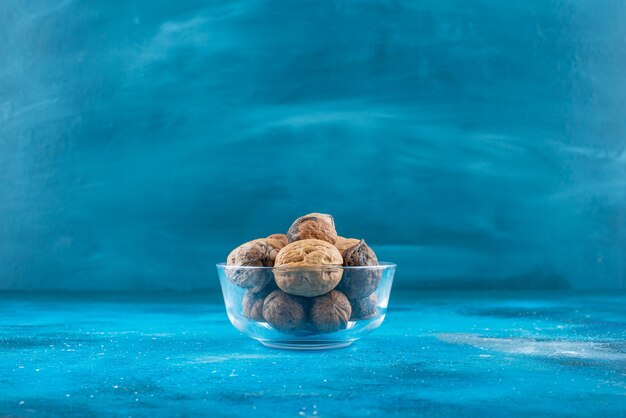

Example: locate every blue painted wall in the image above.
[1,1,625,291]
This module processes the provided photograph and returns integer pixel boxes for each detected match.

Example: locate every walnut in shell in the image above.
[338,240,381,298]
[334,237,360,254]
[350,293,377,320]
[266,233,288,248]
[274,239,343,297]
[226,238,282,293]
[242,290,268,321]
[310,290,352,333]
[262,290,307,332]
[286,213,338,244]
[342,239,378,267]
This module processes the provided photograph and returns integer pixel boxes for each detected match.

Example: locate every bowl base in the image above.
[259,339,354,350]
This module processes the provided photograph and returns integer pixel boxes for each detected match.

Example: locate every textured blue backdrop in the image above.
[1,1,625,291]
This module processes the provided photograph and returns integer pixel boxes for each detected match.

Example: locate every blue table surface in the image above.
[0,291,624,417]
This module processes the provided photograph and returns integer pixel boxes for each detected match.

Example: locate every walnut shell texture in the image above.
[342,239,378,267]
[226,238,282,293]
[334,237,361,254]
[310,290,352,333]
[242,290,268,321]
[286,213,338,244]
[266,234,289,248]
[350,294,377,320]
[227,238,282,267]
[276,239,343,267]
[339,240,381,298]
[274,239,344,297]
[262,290,307,332]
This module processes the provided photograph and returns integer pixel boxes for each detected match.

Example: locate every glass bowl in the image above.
[216,262,396,350]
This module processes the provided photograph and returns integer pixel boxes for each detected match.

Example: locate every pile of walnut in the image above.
[226,213,380,334]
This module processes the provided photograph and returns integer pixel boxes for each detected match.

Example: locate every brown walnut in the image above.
[338,240,381,298]
[310,290,352,333]
[350,293,377,320]
[342,239,378,267]
[266,233,288,248]
[262,290,307,332]
[226,238,282,293]
[286,213,338,244]
[274,239,343,297]
[334,237,360,254]
[242,290,268,321]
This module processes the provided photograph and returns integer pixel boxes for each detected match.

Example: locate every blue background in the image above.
[1,1,625,291]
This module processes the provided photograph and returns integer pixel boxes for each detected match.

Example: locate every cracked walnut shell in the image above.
[274,239,343,297]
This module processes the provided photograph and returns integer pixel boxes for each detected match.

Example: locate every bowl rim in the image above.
[216,261,396,270]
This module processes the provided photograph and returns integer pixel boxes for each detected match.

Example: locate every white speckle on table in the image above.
[438,334,626,361]
[190,354,279,364]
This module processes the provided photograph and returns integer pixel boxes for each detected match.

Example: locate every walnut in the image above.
[350,294,377,320]
[242,290,268,321]
[276,239,343,266]
[310,290,352,333]
[338,240,381,298]
[266,234,288,248]
[226,238,282,293]
[287,213,338,244]
[227,238,283,267]
[274,239,343,297]
[262,290,307,332]
[334,237,360,254]
[342,239,378,267]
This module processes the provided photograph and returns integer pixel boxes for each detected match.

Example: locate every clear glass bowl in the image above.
[216,262,396,350]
